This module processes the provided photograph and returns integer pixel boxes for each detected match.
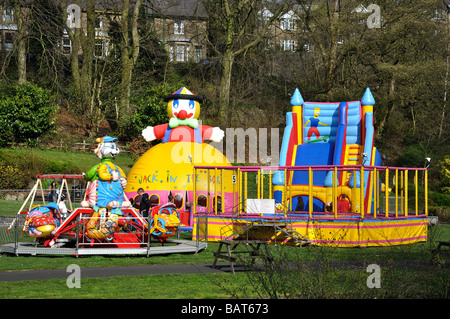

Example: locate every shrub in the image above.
[126,136,149,161]
[0,82,58,146]
[0,165,27,189]
[439,156,450,194]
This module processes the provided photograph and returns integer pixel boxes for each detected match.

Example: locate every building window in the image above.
[4,32,14,51]
[95,39,108,58]
[174,20,185,35]
[169,45,174,61]
[280,10,298,31]
[258,7,273,28]
[169,44,192,62]
[95,14,103,30]
[194,46,202,62]
[2,8,14,23]
[176,44,185,61]
[303,43,311,52]
[62,37,72,55]
[280,39,296,52]
[280,18,296,31]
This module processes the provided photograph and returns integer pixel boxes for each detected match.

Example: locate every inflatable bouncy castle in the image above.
[272,87,382,214]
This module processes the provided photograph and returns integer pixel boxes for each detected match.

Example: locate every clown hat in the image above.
[95,136,118,143]
[163,87,203,103]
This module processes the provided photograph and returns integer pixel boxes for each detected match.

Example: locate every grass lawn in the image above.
[0,273,247,299]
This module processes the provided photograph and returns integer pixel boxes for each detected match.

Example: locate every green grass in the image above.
[0,273,248,299]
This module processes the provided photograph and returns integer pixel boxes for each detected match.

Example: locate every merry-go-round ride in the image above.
[0,136,206,256]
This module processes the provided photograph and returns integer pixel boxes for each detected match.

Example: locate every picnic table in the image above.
[212,239,272,275]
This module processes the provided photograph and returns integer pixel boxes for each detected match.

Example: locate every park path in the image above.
[0,262,238,282]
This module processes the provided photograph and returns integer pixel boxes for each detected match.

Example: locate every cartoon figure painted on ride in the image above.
[82,136,131,240]
[149,203,181,242]
[25,203,62,238]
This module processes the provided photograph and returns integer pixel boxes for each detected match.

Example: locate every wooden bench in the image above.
[432,241,450,261]
[212,239,272,275]
[436,241,450,252]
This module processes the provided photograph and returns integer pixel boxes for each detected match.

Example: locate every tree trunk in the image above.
[376,77,396,140]
[14,0,27,84]
[67,0,96,136]
[219,51,234,127]
[119,0,141,117]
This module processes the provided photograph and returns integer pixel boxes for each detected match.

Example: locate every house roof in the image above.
[59,0,208,19]
[147,0,208,19]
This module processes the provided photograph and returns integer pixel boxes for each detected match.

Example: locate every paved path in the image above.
[2,258,446,283]
[0,263,240,282]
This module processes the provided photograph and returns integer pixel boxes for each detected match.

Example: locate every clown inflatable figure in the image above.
[142,87,224,144]
[82,136,131,209]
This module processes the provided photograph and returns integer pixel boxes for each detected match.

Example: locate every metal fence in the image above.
[0,215,28,245]
[0,188,86,204]
[0,213,207,256]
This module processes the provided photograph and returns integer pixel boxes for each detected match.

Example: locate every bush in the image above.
[0,82,58,146]
[439,156,450,194]
[0,165,27,189]
[126,136,149,161]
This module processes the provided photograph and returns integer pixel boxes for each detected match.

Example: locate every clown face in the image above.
[167,98,200,120]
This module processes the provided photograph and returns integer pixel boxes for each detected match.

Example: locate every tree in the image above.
[64,0,105,137]
[439,0,449,139]
[120,0,142,116]
[204,0,292,127]
[359,0,448,148]
[0,0,64,86]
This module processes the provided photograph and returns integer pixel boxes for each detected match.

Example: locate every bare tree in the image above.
[204,0,291,127]
[64,0,105,137]
[118,0,142,116]
[439,0,450,139]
